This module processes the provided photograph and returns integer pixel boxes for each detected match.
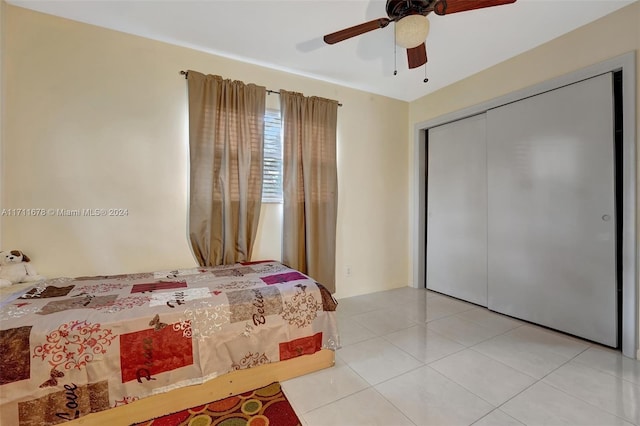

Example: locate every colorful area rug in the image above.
[131,382,301,426]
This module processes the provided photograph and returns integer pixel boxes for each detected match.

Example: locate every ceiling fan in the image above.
[323,0,517,69]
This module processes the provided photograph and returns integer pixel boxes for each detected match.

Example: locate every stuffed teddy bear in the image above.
[0,250,45,287]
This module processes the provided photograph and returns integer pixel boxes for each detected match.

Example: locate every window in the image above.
[263,109,283,203]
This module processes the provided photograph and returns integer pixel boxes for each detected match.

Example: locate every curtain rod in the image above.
[180,70,342,107]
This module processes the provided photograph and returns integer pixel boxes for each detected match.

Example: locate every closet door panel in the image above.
[487,73,616,346]
[427,114,487,306]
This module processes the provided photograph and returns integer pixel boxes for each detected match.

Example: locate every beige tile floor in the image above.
[282,287,640,426]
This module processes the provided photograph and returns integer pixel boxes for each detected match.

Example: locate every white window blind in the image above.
[263,109,283,203]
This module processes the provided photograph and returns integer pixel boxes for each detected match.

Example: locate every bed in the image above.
[0,260,339,425]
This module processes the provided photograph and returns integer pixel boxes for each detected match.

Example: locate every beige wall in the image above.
[0,0,5,244]
[408,1,640,356]
[1,4,410,299]
[409,2,640,124]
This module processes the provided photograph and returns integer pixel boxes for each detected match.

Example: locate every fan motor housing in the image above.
[386,0,434,20]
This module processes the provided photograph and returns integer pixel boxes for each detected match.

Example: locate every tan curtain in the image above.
[280,90,339,293]
[187,71,266,266]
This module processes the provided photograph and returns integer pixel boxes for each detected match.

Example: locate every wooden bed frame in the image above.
[66,349,335,425]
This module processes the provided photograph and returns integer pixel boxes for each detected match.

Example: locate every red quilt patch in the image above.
[261,272,306,285]
[279,332,322,361]
[119,320,193,383]
[130,281,187,294]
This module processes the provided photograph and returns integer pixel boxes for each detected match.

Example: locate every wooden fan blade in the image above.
[407,43,427,69]
[434,0,516,16]
[323,18,391,44]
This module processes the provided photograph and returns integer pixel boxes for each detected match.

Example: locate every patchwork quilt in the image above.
[0,261,339,426]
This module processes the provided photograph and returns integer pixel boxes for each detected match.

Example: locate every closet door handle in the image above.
[602,214,611,221]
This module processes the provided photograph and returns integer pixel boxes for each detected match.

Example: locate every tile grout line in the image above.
[335,314,429,425]
[571,351,640,387]
[535,345,639,425]
[411,315,636,426]
[480,344,637,425]
[296,347,423,423]
[370,362,428,426]
[335,289,638,426]
[429,336,599,424]
[469,408,524,426]
[488,344,592,414]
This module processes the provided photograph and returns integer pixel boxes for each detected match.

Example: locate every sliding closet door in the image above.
[487,73,617,347]
[427,114,487,306]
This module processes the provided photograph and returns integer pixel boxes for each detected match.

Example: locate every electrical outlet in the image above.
[345,266,352,277]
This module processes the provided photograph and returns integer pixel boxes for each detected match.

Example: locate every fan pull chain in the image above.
[393,24,397,76]
[423,62,429,83]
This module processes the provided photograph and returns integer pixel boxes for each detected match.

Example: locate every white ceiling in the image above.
[8,0,636,102]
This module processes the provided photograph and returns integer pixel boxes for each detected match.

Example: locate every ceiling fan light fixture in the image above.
[395,15,430,49]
